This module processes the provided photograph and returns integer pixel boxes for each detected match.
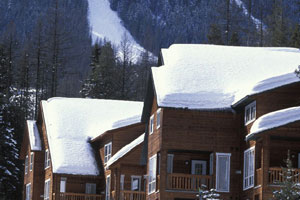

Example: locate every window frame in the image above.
[45,149,50,169]
[149,114,154,134]
[156,108,161,129]
[216,153,231,193]
[131,175,142,191]
[30,152,34,171]
[148,154,157,194]
[86,183,96,194]
[105,175,111,200]
[60,177,67,193]
[244,101,256,125]
[104,142,112,164]
[167,154,174,174]
[243,147,255,190]
[25,155,28,175]
[25,183,31,200]
[44,179,50,200]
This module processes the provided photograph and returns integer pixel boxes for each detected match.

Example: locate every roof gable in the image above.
[247,106,300,140]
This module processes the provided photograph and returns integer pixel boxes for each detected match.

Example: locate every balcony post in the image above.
[261,134,270,197]
[159,150,168,198]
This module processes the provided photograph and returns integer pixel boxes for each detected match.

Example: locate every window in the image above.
[25,155,28,175]
[45,149,50,169]
[104,142,112,164]
[245,101,256,124]
[44,179,50,200]
[167,154,173,173]
[30,152,34,171]
[244,147,255,190]
[105,175,111,200]
[148,154,157,194]
[60,177,67,193]
[149,115,154,134]
[131,176,141,191]
[120,175,125,191]
[86,183,96,194]
[25,183,31,200]
[216,153,231,192]
[156,109,161,129]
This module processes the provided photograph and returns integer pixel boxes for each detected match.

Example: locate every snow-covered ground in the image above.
[88,0,146,60]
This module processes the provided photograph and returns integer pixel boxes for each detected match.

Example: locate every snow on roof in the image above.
[153,44,300,110]
[42,97,143,175]
[26,120,42,151]
[247,106,300,140]
[107,133,144,168]
[111,115,141,130]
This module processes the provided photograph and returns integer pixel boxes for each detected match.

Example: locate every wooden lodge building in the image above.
[20,44,300,200]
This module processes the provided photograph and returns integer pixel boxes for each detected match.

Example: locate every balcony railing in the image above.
[269,167,300,184]
[54,192,104,200]
[120,190,146,200]
[167,173,212,191]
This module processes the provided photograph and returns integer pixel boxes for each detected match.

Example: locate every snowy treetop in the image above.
[26,120,42,151]
[154,44,300,110]
[42,97,143,175]
[247,106,300,140]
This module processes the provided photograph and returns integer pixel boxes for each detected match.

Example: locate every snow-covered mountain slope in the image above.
[234,0,265,29]
[88,0,145,58]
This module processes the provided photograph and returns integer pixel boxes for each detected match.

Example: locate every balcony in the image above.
[112,190,146,200]
[54,192,104,200]
[269,167,300,184]
[167,173,213,191]
[255,167,300,186]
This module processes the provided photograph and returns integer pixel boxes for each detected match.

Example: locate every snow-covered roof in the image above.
[246,106,300,140]
[26,120,42,151]
[153,44,300,110]
[41,97,143,175]
[107,133,144,168]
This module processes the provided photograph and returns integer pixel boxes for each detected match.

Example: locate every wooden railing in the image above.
[120,190,146,200]
[269,167,300,184]
[54,192,104,200]
[256,168,262,186]
[167,173,212,191]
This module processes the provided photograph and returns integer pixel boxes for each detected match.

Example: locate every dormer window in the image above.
[245,101,256,125]
[104,142,112,164]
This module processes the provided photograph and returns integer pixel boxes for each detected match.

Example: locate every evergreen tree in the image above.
[81,40,118,99]
[291,24,300,48]
[207,24,224,45]
[229,32,241,46]
[272,150,300,200]
[0,44,21,200]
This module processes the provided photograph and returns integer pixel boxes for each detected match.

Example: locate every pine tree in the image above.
[207,24,224,45]
[229,32,240,46]
[291,24,300,48]
[272,150,300,200]
[0,44,21,200]
[81,40,118,99]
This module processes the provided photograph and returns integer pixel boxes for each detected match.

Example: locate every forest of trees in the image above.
[0,0,300,199]
[109,0,300,54]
